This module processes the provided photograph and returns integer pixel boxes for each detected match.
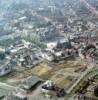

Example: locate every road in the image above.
[32,11,52,23]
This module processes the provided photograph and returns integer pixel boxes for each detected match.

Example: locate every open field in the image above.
[0,60,88,89]
[31,60,87,88]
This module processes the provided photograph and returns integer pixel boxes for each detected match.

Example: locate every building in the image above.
[19,76,42,91]
[41,50,54,61]
[5,92,27,100]
[11,47,42,68]
[0,60,14,76]
[41,41,75,62]
[41,80,65,97]
[0,83,15,100]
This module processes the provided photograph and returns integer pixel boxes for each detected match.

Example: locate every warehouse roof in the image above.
[20,76,42,90]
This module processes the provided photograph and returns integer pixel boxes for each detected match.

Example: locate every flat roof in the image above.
[0,59,10,68]
[0,85,15,97]
[20,76,42,90]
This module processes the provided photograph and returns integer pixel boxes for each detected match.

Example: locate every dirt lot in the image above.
[0,60,87,88]
[30,60,87,88]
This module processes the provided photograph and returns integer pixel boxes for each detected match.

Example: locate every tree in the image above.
[94,86,98,97]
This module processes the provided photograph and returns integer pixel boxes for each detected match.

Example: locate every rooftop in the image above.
[6,93,27,100]
[0,85,15,98]
[20,76,42,90]
[0,59,10,68]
